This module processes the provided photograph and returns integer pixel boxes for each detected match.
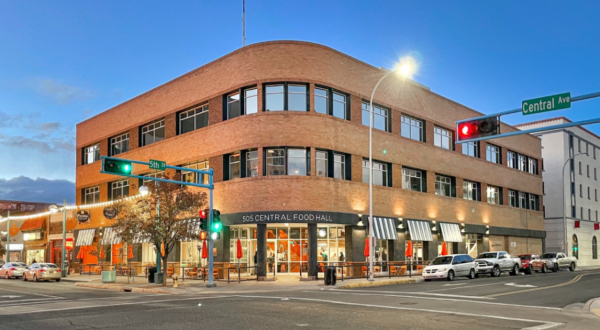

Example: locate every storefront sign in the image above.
[65,238,74,250]
[76,210,90,223]
[7,244,23,251]
[103,207,117,219]
[222,211,359,225]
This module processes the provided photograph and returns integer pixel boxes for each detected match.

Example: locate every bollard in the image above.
[173,274,179,288]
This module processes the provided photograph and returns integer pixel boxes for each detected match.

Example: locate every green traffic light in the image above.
[124,164,131,171]
[213,222,221,231]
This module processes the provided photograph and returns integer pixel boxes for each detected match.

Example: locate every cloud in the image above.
[0,176,74,204]
[34,78,95,105]
[0,111,24,128]
[39,122,61,131]
[0,135,74,153]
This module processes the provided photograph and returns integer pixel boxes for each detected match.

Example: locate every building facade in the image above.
[517,117,600,266]
[75,41,545,278]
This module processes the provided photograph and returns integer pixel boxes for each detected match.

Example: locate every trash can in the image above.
[148,267,157,283]
[325,266,336,286]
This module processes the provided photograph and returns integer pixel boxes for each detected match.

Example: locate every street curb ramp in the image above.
[75,282,172,294]
[336,278,422,289]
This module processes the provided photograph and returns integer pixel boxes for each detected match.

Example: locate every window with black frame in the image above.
[83,143,100,165]
[179,104,209,134]
[362,102,389,132]
[181,160,209,185]
[264,83,309,112]
[314,86,349,120]
[264,147,309,176]
[362,159,389,186]
[316,150,328,177]
[463,181,479,201]
[83,186,100,205]
[141,119,165,146]
[224,87,258,120]
[110,133,129,156]
[229,153,241,179]
[246,150,258,177]
[110,180,129,200]
[402,168,424,192]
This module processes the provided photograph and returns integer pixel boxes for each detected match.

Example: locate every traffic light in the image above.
[199,231,207,240]
[212,209,222,232]
[103,158,132,175]
[199,209,209,231]
[456,117,500,142]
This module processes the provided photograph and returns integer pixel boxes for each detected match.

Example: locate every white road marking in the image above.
[0,295,21,298]
[505,283,537,288]
[424,282,512,292]
[329,288,492,300]
[0,287,62,299]
[232,295,562,329]
[0,298,63,305]
[441,283,467,286]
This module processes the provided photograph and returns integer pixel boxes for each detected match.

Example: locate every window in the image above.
[486,144,500,164]
[529,194,538,211]
[434,127,452,150]
[264,148,309,176]
[435,175,452,196]
[110,180,129,200]
[588,186,591,200]
[588,165,590,177]
[518,191,527,208]
[487,186,500,205]
[83,144,100,165]
[509,190,517,207]
[246,150,258,177]
[288,85,307,111]
[593,236,598,260]
[141,119,165,146]
[362,160,389,187]
[596,189,598,202]
[315,88,328,115]
[463,181,479,201]
[265,84,308,111]
[142,171,164,187]
[180,104,209,133]
[589,209,592,220]
[507,151,517,168]
[401,115,424,141]
[265,148,286,175]
[334,153,346,180]
[362,102,389,131]
[245,88,258,115]
[332,92,347,119]
[316,151,328,177]
[182,161,209,185]
[595,168,597,180]
[227,93,241,119]
[314,87,348,119]
[518,154,527,171]
[402,168,424,192]
[463,141,479,158]
[110,133,129,156]
[595,148,597,159]
[265,85,284,111]
[288,149,307,175]
[579,162,582,175]
[229,153,241,180]
[83,187,99,205]
[528,158,538,174]
[580,184,583,198]
[578,139,582,152]
[580,207,583,219]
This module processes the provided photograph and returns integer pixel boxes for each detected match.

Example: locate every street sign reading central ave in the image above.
[149,159,166,171]
[522,92,571,116]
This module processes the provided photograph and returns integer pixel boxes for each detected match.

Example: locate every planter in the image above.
[101,270,117,283]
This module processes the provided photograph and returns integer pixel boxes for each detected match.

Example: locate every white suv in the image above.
[423,254,478,281]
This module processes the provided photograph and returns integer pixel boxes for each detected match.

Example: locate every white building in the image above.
[517,117,600,266]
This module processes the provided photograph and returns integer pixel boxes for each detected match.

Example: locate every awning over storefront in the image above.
[76,229,96,246]
[372,217,397,240]
[407,220,433,242]
[20,217,45,232]
[102,227,122,245]
[440,223,462,242]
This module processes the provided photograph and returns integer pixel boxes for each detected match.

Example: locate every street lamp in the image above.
[367,58,415,281]
[562,152,586,256]
[139,185,149,196]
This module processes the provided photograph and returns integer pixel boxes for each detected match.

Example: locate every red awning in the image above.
[20,217,46,232]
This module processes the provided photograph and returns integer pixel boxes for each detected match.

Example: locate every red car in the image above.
[518,254,549,274]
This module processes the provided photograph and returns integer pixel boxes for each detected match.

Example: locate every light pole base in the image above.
[206,283,217,288]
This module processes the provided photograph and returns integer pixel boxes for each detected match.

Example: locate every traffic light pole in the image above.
[6,211,9,263]
[206,171,216,288]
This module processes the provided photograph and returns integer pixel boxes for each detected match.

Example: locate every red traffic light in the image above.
[456,117,500,142]
[460,124,470,136]
[200,209,208,219]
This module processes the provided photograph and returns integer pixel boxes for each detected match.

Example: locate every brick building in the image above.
[74,41,545,279]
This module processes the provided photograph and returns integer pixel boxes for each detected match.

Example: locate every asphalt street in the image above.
[0,269,598,330]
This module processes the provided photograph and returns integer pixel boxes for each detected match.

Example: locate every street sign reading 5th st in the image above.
[149,159,166,171]
[522,92,571,115]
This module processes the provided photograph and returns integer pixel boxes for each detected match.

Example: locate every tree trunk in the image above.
[162,254,168,287]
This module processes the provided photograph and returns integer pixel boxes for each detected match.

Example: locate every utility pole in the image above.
[61,200,67,277]
[6,211,10,263]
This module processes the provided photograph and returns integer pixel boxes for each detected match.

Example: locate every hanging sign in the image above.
[103,207,117,220]
[76,210,91,223]
[9,223,19,236]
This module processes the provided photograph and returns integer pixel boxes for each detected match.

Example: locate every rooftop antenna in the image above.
[243,0,246,47]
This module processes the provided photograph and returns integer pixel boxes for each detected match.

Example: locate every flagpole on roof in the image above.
[243,0,246,47]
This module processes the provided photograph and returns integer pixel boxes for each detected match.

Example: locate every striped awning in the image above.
[440,223,462,243]
[371,217,397,240]
[132,233,149,244]
[406,220,433,242]
[76,229,96,246]
[102,227,122,245]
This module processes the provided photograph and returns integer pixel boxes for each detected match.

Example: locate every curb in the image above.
[336,278,422,289]
[585,297,600,317]
[75,282,172,294]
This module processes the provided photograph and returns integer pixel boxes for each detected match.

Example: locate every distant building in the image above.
[517,117,600,266]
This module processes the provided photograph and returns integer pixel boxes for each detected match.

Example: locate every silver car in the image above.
[23,263,62,282]
[0,262,28,279]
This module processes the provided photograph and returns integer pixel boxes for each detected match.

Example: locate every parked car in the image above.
[475,251,521,277]
[518,254,549,274]
[0,262,28,279]
[23,263,62,282]
[423,254,478,281]
[540,252,577,272]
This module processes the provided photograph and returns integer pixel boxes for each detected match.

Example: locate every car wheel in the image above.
[526,265,533,275]
[55,279,61,282]
[468,268,476,279]
[542,264,547,273]
[491,266,501,277]
[23,274,27,281]
[5,273,9,280]
[569,263,576,272]
[553,264,559,272]
[447,270,455,281]
[424,279,431,282]
[33,274,39,282]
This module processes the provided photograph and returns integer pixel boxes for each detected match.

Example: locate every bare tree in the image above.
[0,242,6,260]
[113,173,207,286]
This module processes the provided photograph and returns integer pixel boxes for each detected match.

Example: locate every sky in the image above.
[1,0,599,204]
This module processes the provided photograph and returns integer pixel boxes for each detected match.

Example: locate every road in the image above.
[0,269,598,329]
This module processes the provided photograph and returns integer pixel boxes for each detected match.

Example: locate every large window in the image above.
[264,148,309,176]
[402,168,424,192]
[362,160,389,187]
[245,88,258,115]
[182,161,209,185]
[463,141,479,158]
[265,148,286,175]
[229,153,241,180]
[315,88,328,115]
[316,151,328,177]
[362,102,389,132]
[334,153,346,180]
[509,190,517,207]
[434,127,452,150]
[110,133,129,156]
[141,119,165,146]
[246,150,258,177]
[529,194,538,211]
[486,144,500,164]
[110,180,129,200]
[314,87,348,119]
[264,84,308,112]
[180,104,209,134]
[518,154,527,171]
[528,158,538,175]
[435,175,452,196]
[227,93,241,119]
[401,115,424,141]
[83,186,99,205]
[142,171,164,187]
[487,186,500,205]
[463,181,479,201]
[507,151,517,168]
[225,87,257,119]
[288,149,307,175]
[518,191,527,208]
[83,143,100,165]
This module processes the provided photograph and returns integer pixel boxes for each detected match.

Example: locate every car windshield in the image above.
[17,263,27,267]
[541,253,557,258]
[42,264,59,268]
[519,255,531,261]
[430,257,453,265]
[477,253,498,259]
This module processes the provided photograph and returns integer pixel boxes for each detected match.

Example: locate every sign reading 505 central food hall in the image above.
[221,211,359,226]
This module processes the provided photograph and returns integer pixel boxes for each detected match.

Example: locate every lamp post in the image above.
[562,152,586,256]
[367,63,413,281]
[140,185,163,280]
[49,204,67,277]
[6,211,10,263]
